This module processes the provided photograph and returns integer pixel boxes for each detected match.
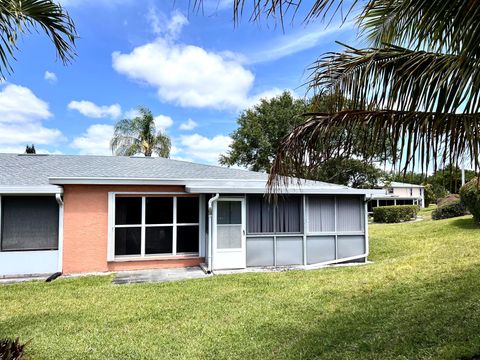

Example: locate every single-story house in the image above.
[368,181,425,212]
[0,153,382,278]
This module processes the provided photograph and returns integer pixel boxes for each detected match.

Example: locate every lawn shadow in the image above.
[449,217,480,230]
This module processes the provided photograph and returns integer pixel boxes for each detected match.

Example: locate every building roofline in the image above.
[0,185,63,194]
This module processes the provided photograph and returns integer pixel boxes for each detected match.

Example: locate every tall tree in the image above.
[220,91,309,172]
[219,1,480,188]
[111,106,171,157]
[0,0,76,76]
[220,91,387,187]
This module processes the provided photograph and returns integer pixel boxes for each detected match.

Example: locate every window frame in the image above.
[110,193,201,260]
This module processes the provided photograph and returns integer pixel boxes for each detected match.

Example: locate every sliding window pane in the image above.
[115,197,141,225]
[146,197,173,224]
[177,197,199,223]
[177,226,199,253]
[145,226,173,254]
[115,227,141,255]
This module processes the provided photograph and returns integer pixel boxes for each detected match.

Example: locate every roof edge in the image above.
[0,185,63,194]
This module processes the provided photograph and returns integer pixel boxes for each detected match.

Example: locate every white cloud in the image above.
[248,21,355,64]
[154,115,173,130]
[0,84,63,151]
[146,6,163,35]
[146,8,188,38]
[0,84,52,123]
[113,37,258,110]
[68,100,122,119]
[179,118,198,131]
[44,71,57,83]
[123,108,140,119]
[178,133,232,164]
[167,11,188,37]
[70,124,114,155]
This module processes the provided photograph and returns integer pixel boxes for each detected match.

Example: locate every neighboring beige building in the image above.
[368,181,425,212]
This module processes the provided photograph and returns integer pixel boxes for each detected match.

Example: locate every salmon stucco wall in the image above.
[62,184,203,274]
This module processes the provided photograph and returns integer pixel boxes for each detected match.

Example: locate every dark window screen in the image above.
[146,197,173,224]
[115,227,141,255]
[115,197,142,225]
[145,227,173,254]
[177,197,199,223]
[177,226,199,253]
[1,196,59,251]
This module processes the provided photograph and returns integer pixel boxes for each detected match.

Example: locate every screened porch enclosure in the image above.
[245,195,367,268]
[0,195,61,277]
[207,193,367,270]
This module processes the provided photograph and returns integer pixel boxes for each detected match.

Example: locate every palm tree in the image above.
[0,0,76,76]
[111,106,171,158]
[219,1,480,188]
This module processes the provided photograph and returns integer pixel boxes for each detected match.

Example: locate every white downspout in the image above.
[207,193,220,273]
[55,194,64,273]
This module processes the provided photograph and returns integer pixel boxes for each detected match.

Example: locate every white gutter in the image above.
[0,185,63,194]
[186,186,384,195]
[207,194,220,273]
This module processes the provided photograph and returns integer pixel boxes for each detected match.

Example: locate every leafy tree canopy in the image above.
[220,91,388,188]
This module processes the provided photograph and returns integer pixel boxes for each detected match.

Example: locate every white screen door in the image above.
[213,198,246,270]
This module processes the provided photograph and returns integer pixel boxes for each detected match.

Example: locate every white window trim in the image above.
[107,192,201,261]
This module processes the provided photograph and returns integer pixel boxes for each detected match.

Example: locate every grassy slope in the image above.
[1,213,480,359]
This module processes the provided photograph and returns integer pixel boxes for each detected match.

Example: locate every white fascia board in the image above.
[185,186,384,195]
[0,185,63,194]
[371,195,423,200]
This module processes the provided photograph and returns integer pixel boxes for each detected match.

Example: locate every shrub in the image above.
[0,338,27,360]
[432,201,467,220]
[437,193,460,207]
[373,205,420,223]
[460,177,480,223]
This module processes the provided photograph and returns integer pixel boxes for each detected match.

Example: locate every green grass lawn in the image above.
[2,215,480,359]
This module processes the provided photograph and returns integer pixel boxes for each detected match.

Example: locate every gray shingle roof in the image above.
[0,153,383,195]
[0,153,271,186]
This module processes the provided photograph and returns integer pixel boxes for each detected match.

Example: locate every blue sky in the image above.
[0,0,359,164]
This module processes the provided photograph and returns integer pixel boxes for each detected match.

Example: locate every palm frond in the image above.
[309,44,480,114]
[0,0,77,76]
[360,0,480,58]
[268,110,480,190]
[153,131,171,158]
[193,0,356,25]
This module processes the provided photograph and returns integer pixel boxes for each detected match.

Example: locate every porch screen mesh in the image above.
[1,196,59,251]
[247,195,301,233]
[247,195,274,233]
[276,196,301,233]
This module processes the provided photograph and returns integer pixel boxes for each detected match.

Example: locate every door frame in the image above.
[213,196,246,270]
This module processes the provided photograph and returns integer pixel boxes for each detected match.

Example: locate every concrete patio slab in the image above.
[113,266,209,285]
